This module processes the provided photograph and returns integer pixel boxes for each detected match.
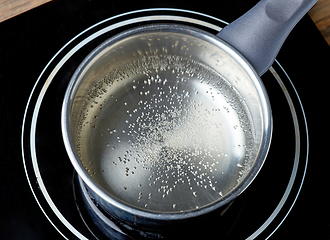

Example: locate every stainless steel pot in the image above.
[61,0,315,230]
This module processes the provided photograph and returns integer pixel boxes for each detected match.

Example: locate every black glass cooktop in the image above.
[1,0,330,239]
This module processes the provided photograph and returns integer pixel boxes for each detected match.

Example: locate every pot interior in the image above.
[63,24,270,214]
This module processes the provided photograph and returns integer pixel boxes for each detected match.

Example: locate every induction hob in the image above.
[1,0,330,239]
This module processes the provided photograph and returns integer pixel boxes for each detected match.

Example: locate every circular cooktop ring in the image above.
[21,8,309,239]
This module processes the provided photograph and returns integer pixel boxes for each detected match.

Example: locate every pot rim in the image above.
[61,23,272,222]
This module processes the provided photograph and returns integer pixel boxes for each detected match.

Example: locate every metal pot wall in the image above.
[62,24,271,229]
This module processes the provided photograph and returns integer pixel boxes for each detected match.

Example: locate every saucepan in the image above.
[62,0,316,230]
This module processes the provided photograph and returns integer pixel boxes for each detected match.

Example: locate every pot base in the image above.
[76,175,237,239]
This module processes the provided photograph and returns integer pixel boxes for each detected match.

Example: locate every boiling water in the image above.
[75,55,256,213]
